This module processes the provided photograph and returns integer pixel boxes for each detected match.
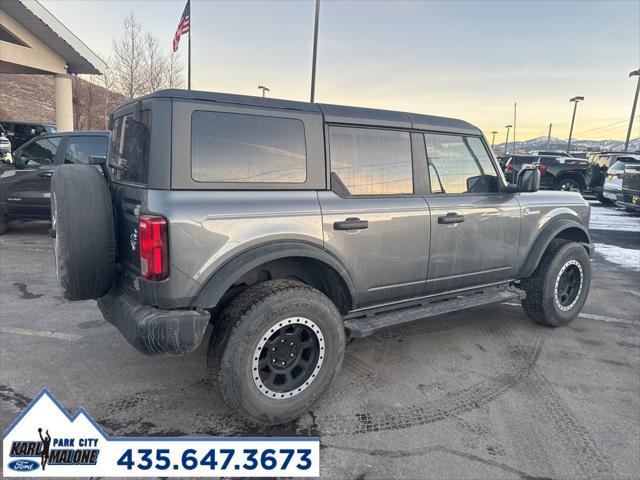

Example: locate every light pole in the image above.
[567,96,584,154]
[504,125,512,155]
[310,0,320,102]
[258,85,270,98]
[624,69,640,152]
[546,123,553,151]
[491,131,498,149]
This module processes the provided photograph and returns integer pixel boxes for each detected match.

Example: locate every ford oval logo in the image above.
[8,459,39,471]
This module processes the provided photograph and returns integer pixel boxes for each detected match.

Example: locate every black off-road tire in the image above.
[208,279,345,425]
[585,164,602,189]
[51,165,115,300]
[520,240,591,327]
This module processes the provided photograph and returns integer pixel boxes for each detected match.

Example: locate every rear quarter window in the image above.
[108,110,151,184]
[191,111,307,183]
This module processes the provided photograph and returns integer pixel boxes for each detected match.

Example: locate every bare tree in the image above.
[144,33,167,93]
[166,52,185,89]
[111,13,147,99]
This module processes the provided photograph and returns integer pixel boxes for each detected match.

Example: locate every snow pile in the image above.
[590,207,640,233]
[593,243,640,271]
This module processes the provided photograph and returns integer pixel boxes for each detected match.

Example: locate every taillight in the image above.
[139,215,168,280]
[506,160,513,170]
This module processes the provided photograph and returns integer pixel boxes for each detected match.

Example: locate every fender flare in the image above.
[517,218,592,279]
[193,241,357,310]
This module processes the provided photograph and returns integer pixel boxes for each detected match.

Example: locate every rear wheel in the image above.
[520,240,591,327]
[209,279,345,425]
[556,177,581,192]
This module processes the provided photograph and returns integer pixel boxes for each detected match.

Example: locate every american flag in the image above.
[172,0,190,53]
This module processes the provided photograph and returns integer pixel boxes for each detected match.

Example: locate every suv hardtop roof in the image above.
[116,89,482,135]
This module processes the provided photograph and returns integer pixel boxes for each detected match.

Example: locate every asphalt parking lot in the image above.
[1,202,639,480]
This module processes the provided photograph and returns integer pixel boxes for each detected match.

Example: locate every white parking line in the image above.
[578,312,640,326]
[502,303,640,326]
[0,326,82,341]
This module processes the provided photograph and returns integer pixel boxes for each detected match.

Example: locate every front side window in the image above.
[425,134,498,194]
[191,111,307,183]
[329,126,413,195]
[108,110,151,184]
[18,137,61,167]
[65,136,108,164]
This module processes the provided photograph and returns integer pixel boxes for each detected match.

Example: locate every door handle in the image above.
[38,171,53,177]
[438,212,465,224]
[333,217,369,231]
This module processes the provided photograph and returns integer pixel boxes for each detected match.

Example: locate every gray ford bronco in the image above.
[51,90,592,425]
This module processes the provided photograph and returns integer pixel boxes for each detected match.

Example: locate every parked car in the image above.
[617,163,640,213]
[51,90,592,425]
[585,153,640,202]
[0,121,57,151]
[0,130,109,234]
[0,124,11,156]
[598,156,640,204]
[504,154,588,191]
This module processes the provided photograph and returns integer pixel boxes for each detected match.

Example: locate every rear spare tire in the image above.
[51,164,115,300]
[585,164,602,189]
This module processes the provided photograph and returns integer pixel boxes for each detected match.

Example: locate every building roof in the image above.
[127,89,482,135]
[2,0,105,74]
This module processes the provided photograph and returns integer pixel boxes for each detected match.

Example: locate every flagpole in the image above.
[188,1,191,90]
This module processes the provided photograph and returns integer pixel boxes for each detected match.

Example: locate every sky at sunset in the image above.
[41,0,640,142]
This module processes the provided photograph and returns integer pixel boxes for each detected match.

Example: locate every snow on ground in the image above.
[589,205,640,232]
[594,243,640,271]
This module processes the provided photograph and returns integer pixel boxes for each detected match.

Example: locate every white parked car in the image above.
[603,156,640,203]
[0,133,11,154]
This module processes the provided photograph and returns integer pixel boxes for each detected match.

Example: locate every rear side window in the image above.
[65,136,108,164]
[108,110,151,184]
[191,111,307,183]
[329,126,413,195]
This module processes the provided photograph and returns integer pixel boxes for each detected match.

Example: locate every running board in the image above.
[344,289,522,338]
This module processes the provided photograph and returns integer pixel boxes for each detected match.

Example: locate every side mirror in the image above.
[517,164,541,192]
[88,155,107,165]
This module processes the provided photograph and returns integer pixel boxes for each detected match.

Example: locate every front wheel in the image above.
[209,279,345,425]
[520,240,591,327]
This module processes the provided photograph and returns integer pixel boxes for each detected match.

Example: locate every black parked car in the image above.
[0,121,57,151]
[0,130,109,233]
[504,154,588,191]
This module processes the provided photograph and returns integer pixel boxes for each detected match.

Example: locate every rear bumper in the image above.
[97,285,210,356]
[615,192,640,212]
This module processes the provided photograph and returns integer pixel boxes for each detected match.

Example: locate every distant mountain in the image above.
[495,136,640,153]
